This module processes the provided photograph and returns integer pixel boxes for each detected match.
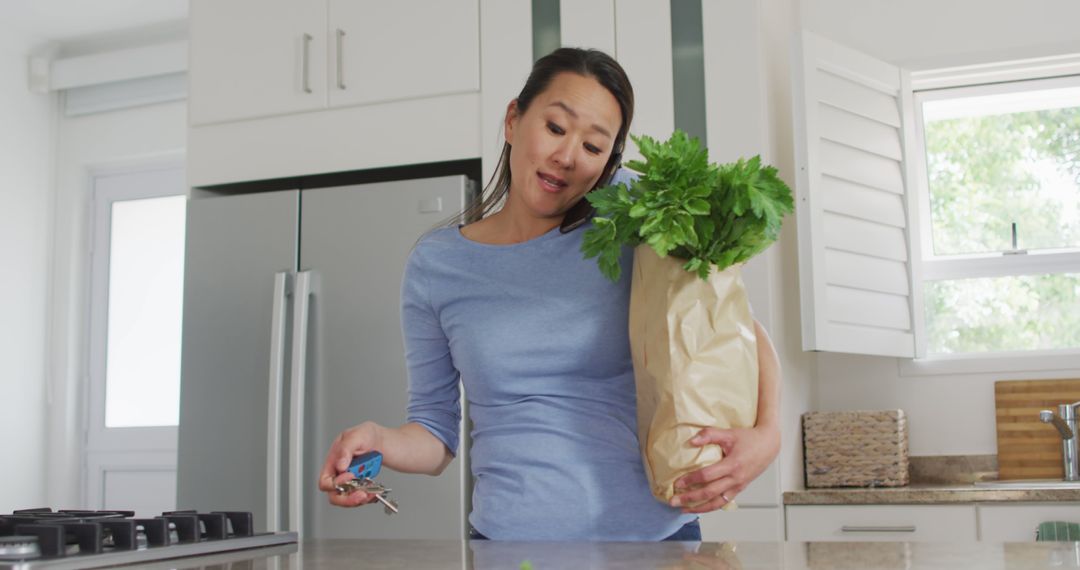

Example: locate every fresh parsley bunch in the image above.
[582,130,794,281]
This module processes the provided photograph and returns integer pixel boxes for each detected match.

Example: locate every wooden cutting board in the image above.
[995,379,1080,480]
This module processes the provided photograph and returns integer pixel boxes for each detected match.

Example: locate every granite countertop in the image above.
[786,456,1080,505]
[153,539,1080,570]
[784,482,1080,505]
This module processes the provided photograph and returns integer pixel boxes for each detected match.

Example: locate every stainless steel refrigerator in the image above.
[176,175,472,539]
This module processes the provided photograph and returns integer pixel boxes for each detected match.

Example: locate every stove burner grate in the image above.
[0,508,259,563]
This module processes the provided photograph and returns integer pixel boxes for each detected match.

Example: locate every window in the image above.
[792,30,1080,365]
[103,194,187,426]
[914,76,1080,355]
[88,165,187,439]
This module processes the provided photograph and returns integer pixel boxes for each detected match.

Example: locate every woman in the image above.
[318,47,781,541]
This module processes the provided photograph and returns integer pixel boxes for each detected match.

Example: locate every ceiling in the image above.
[3,0,187,43]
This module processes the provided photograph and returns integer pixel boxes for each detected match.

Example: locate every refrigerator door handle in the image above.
[266,271,291,533]
[288,270,314,536]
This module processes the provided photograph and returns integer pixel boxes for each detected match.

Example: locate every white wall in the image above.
[798,0,1080,456]
[1,9,188,512]
[0,31,54,513]
[814,354,1080,456]
[47,100,186,508]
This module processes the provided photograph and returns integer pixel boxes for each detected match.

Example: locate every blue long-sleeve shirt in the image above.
[401,186,694,541]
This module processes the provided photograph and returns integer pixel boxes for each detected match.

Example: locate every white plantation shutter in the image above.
[791,31,924,358]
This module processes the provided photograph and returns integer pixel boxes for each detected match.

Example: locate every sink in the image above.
[973,479,1080,489]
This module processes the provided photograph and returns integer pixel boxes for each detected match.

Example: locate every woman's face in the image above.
[504,72,622,222]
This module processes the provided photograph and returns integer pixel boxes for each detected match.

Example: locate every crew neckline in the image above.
[454,223,569,249]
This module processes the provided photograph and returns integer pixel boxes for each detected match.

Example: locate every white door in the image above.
[86,165,188,517]
[188,0,327,125]
[328,0,479,108]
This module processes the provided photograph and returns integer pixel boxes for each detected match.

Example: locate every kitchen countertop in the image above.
[784,482,1080,505]
[149,539,1080,570]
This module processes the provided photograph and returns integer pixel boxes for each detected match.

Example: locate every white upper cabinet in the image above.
[791,31,923,358]
[189,0,480,126]
[328,0,479,108]
[189,0,328,125]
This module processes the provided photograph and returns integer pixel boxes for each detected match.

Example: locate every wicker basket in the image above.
[803,410,909,488]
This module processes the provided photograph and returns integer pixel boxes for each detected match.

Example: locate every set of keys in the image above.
[333,451,400,515]
[335,477,400,514]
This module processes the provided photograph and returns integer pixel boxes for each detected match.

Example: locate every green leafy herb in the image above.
[582,130,793,281]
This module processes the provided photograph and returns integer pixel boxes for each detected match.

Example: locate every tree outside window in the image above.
[920,88,1080,354]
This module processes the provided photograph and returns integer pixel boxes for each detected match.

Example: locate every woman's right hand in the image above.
[318,421,386,508]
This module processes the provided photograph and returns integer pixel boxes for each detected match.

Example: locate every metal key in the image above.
[355,478,399,515]
[335,478,388,494]
[335,479,367,494]
[374,492,400,515]
[336,477,400,515]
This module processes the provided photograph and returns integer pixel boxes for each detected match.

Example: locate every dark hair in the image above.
[452,47,634,232]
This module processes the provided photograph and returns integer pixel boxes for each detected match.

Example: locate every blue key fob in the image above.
[346,451,383,480]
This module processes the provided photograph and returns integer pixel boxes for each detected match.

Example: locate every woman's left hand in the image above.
[669,423,781,513]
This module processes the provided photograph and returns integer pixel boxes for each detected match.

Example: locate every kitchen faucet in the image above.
[1040,400,1080,481]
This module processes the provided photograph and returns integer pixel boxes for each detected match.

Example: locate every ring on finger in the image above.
[721,493,731,503]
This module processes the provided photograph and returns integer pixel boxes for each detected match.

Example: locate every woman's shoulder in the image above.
[408,225,463,264]
[609,166,639,187]
[402,226,467,296]
[416,224,461,245]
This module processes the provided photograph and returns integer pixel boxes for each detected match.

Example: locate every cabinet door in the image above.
[700,507,782,541]
[786,505,978,542]
[739,460,780,505]
[979,503,1080,542]
[328,0,480,108]
[190,0,327,126]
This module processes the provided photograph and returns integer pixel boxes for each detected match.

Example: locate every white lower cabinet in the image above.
[738,461,780,506]
[978,503,1080,542]
[700,507,783,542]
[785,505,978,542]
[692,462,784,541]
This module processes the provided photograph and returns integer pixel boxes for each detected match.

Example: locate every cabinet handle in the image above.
[336,29,346,90]
[301,33,313,94]
[841,525,917,533]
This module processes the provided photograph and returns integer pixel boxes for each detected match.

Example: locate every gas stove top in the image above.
[0,508,297,569]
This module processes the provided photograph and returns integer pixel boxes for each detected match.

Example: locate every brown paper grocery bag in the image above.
[629,245,759,509]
